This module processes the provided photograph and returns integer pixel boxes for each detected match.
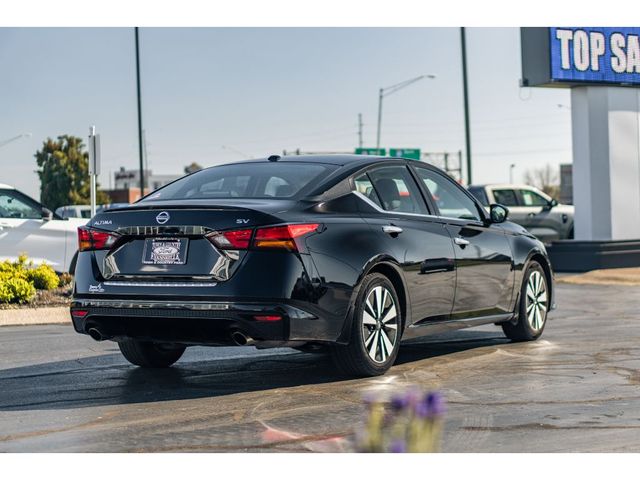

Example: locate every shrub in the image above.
[26,264,60,290]
[59,272,73,287]
[0,255,61,304]
[0,277,36,304]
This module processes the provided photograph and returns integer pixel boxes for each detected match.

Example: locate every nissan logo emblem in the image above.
[156,211,170,224]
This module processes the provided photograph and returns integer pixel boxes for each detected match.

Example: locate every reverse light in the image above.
[78,227,120,252]
[207,229,252,249]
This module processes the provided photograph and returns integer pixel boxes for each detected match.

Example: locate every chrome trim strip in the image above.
[75,299,231,310]
[103,281,217,287]
[352,191,487,226]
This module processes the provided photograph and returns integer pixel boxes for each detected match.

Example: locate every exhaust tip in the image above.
[231,330,255,346]
[87,327,104,342]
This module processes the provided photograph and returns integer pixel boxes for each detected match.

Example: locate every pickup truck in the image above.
[468,184,574,242]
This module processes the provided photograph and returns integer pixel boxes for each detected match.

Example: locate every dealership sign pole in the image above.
[88,126,101,218]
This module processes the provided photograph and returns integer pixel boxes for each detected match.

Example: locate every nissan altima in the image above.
[71,155,554,376]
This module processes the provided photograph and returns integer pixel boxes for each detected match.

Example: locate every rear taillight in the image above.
[253,224,319,252]
[206,223,320,252]
[78,227,120,252]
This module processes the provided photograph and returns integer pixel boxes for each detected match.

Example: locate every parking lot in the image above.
[0,281,639,452]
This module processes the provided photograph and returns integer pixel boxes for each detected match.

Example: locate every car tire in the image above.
[502,261,549,341]
[118,340,186,368]
[330,273,402,377]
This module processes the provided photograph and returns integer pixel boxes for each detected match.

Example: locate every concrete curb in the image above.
[0,306,71,327]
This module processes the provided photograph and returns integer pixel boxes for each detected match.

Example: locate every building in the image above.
[105,167,181,203]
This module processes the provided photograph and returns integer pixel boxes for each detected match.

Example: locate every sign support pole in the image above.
[88,125,101,218]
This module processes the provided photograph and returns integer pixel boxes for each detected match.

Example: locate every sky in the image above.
[0,27,572,200]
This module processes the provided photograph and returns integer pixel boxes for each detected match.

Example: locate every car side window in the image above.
[493,189,519,207]
[0,190,41,219]
[414,167,482,221]
[366,166,428,214]
[353,173,383,209]
[518,189,549,207]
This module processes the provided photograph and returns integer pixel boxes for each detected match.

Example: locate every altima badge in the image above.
[156,211,170,224]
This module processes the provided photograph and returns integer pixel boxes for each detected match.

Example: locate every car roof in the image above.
[228,154,407,167]
[0,183,15,190]
[469,184,542,190]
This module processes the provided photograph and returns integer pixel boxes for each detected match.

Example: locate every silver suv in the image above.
[468,184,574,242]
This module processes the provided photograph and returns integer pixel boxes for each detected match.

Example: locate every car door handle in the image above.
[454,237,470,247]
[382,225,403,235]
[527,212,536,217]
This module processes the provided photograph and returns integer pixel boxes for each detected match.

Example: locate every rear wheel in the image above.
[330,273,401,377]
[118,340,186,368]
[502,261,549,341]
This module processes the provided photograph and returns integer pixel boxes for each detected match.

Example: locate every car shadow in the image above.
[0,329,508,412]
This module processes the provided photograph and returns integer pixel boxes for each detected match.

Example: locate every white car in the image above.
[0,183,87,272]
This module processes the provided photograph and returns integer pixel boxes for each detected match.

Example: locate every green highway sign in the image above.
[389,148,421,160]
[355,148,386,156]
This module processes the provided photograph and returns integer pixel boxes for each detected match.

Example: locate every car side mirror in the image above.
[42,207,53,222]
[543,198,559,211]
[489,204,509,223]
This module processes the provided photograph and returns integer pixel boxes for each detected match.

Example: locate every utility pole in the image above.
[358,113,363,148]
[461,27,473,185]
[135,27,145,195]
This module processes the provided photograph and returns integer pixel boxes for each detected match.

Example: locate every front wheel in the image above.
[118,340,186,368]
[330,273,402,377]
[502,261,549,341]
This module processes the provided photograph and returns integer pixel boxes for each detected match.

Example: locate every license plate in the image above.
[142,238,189,265]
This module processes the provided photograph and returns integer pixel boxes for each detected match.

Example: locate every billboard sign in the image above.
[522,27,640,87]
[355,148,386,155]
[389,148,421,160]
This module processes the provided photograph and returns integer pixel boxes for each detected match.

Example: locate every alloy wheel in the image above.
[362,285,399,363]
[525,270,547,330]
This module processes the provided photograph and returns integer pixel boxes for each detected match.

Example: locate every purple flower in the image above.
[390,394,410,411]
[389,439,407,453]
[424,391,447,417]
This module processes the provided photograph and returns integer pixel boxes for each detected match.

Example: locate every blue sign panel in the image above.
[550,28,640,85]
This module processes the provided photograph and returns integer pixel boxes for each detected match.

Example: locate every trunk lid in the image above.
[87,201,286,281]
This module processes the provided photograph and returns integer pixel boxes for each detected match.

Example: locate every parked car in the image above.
[71,155,554,376]
[0,184,87,272]
[468,184,574,242]
[56,203,130,219]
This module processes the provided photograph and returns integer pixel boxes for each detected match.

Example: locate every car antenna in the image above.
[268,155,281,162]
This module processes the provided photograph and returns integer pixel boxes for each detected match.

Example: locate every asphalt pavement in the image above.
[1,282,640,452]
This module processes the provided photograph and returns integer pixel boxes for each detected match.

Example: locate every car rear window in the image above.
[140,162,335,201]
[468,186,489,206]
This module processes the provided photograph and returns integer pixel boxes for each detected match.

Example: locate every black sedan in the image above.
[71,155,554,376]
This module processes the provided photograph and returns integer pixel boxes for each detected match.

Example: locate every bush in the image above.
[0,255,61,304]
[25,264,60,290]
[59,272,73,287]
[0,277,36,304]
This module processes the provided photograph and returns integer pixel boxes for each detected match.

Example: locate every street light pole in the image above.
[135,27,145,195]
[461,27,473,185]
[509,163,516,183]
[0,133,32,149]
[375,74,436,150]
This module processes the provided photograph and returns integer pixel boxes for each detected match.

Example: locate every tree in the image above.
[523,164,560,199]
[35,135,110,210]
[184,162,203,174]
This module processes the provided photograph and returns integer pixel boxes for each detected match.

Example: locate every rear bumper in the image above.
[70,299,333,347]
